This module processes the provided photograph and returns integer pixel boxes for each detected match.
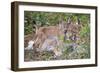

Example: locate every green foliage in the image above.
[80,23,90,38]
[24,11,90,35]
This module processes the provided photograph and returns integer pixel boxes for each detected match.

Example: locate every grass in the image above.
[24,40,90,61]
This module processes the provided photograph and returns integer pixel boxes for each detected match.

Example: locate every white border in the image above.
[18,5,96,68]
